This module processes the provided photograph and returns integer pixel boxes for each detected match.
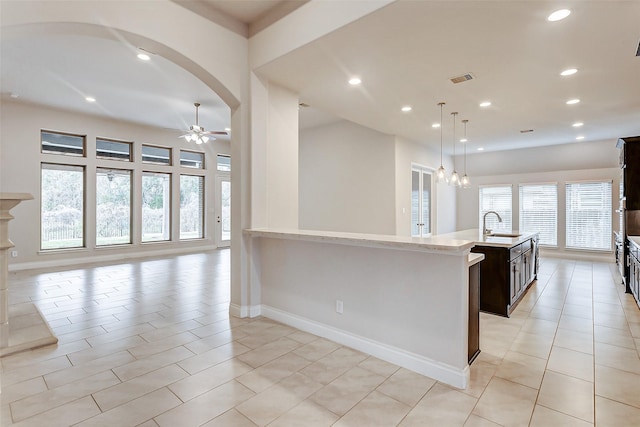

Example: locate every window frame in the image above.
[141,171,172,243]
[180,149,205,169]
[141,144,172,166]
[41,130,86,157]
[216,154,231,172]
[179,174,205,240]
[565,180,613,252]
[479,184,513,232]
[95,167,133,246]
[519,183,558,247]
[96,138,133,162]
[40,163,86,250]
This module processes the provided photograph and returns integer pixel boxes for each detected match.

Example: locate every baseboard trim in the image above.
[8,245,218,272]
[539,249,614,263]
[261,305,469,389]
[229,303,262,319]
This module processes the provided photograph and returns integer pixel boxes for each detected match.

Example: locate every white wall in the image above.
[254,235,471,388]
[299,120,396,234]
[0,101,230,269]
[461,139,619,176]
[456,139,620,261]
[266,83,299,228]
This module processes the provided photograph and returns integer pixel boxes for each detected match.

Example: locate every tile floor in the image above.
[1,250,640,426]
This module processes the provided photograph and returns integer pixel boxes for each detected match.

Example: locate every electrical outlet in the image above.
[336,299,343,314]
[10,250,18,258]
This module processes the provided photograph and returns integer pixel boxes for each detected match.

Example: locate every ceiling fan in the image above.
[180,102,227,144]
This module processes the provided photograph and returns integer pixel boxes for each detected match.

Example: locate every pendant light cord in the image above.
[451,112,458,169]
[463,119,468,174]
[438,102,445,165]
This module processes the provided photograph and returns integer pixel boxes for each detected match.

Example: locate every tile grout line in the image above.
[527,259,575,426]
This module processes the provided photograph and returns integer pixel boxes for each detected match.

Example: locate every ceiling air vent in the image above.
[450,73,475,84]
[520,129,534,134]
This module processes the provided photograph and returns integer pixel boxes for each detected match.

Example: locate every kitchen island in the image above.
[245,228,482,389]
[437,229,540,317]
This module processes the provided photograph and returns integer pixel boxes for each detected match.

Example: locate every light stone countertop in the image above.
[437,229,540,248]
[468,252,485,266]
[245,228,476,255]
[629,236,640,247]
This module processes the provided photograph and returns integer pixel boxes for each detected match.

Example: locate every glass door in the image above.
[215,176,231,247]
[411,166,433,237]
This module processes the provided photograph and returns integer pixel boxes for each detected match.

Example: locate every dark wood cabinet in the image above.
[619,136,640,210]
[471,235,538,317]
[617,136,640,308]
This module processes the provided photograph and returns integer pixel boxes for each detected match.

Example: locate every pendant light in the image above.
[461,119,470,188]
[435,102,447,183]
[449,112,461,187]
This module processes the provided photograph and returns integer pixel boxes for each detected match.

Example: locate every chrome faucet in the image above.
[483,211,503,235]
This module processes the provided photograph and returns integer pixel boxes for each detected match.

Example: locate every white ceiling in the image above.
[1,1,639,153]
[1,33,232,139]
[257,0,640,153]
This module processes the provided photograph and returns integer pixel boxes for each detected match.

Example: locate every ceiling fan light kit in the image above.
[180,102,227,145]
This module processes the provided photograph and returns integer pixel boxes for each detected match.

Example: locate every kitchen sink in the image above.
[488,232,521,238]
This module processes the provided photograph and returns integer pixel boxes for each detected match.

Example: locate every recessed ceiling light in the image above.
[348,77,361,85]
[560,68,577,76]
[10,92,19,98]
[225,127,231,132]
[479,101,491,107]
[85,97,96,103]
[477,147,484,151]
[566,99,580,105]
[460,138,468,143]
[576,136,585,140]
[401,106,412,112]
[547,9,571,22]
[572,122,584,127]
[137,53,151,61]
[432,123,441,128]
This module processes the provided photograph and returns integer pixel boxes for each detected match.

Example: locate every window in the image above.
[180,175,204,239]
[217,154,231,171]
[41,164,85,249]
[519,184,557,246]
[411,167,432,237]
[96,169,131,246]
[566,181,612,251]
[180,150,205,169]
[96,139,132,161]
[142,172,171,242]
[142,145,171,165]
[41,131,85,156]
[479,185,512,232]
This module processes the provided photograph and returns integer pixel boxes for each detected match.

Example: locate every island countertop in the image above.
[245,227,476,254]
[436,229,539,248]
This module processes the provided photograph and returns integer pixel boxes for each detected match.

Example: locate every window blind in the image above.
[566,181,612,251]
[479,185,512,231]
[519,184,557,246]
